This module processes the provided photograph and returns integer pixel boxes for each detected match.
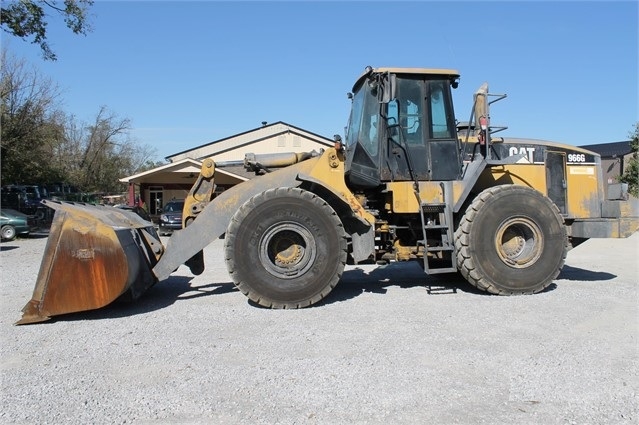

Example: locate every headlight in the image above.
[160,214,168,221]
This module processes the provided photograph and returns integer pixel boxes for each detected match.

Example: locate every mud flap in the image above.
[16,201,163,325]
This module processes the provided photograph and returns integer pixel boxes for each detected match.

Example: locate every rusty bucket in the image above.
[16,201,163,325]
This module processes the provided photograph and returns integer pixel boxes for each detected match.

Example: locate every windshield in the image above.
[394,78,454,143]
[22,186,44,199]
[345,83,380,159]
[165,202,184,212]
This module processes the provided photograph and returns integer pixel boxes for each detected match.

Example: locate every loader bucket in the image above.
[16,201,163,325]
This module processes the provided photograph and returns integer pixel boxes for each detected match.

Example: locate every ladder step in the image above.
[419,189,456,274]
[427,246,454,252]
[427,267,457,274]
[422,204,445,213]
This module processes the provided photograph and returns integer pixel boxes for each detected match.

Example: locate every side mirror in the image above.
[378,73,396,104]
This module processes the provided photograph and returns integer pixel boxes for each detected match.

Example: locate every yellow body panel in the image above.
[477,164,548,194]
[385,181,466,213]
[477,164,604,218]
[383,160,613,221]
[305,148,376,225]
[565,164,600,218]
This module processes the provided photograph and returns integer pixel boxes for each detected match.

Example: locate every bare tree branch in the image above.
[1,0,94,61]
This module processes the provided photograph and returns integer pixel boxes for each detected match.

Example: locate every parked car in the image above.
[1,208,31,241]
[158,200,184,236]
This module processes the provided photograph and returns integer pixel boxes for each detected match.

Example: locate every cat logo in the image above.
[509,146,535,163]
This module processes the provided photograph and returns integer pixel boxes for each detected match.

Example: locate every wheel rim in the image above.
[494,217,543,268]
[259,221,316,279]
[2,227,15,239]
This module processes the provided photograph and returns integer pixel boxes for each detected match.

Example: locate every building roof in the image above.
[121,121,332,185]
[166,121,334,160]
[579,141,633,158]
[120,158,248,184]
[121,158,202,182]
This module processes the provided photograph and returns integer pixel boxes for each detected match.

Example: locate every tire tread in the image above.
[454,185,568,295]
[224,187,347,308]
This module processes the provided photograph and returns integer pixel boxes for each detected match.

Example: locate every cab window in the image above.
[429,81,453,139]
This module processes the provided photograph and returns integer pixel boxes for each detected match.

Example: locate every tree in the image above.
[1,49,66,184]
[59,106,157,193]
[1,0,94,61]
[136,158,170,173]
[618,123,638,198]
[2,49,158,195]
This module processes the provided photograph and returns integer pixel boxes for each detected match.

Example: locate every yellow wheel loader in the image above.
[17,67,639,324]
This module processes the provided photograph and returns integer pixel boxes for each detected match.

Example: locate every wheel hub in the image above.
[495,217,543,268]
[271,231,304,266]
[259,222,316,279]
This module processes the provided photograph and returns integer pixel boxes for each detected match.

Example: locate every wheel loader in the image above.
[16,66,639,324]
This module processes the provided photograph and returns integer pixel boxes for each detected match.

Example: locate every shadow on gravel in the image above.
[27,232,51,239]
[0,232,49,250]
[321,262,563,306]
[35,262,592,324]
[558,264,616,281]
[0,232,48,250]
[320,262,485,306]
[43,276,238,324]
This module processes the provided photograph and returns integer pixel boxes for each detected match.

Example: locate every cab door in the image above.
[545,151,567,214]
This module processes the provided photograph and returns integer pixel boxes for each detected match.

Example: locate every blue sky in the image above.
[4,0,638,161]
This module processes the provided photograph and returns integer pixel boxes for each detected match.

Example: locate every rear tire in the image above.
[224,187,347,308]
[1,225,16,241]
[454,185,568,294]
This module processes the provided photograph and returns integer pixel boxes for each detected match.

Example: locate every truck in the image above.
[16,66,639,324]
[1,184,49,220]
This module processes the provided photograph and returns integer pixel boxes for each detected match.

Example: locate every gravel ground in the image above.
[1,230,637,425]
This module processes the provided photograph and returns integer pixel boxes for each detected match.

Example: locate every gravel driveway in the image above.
[1,231,637,424]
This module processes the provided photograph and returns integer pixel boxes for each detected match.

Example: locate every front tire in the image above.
[224,187,347,308]
[1,225,17,241]
[454,185,568,294]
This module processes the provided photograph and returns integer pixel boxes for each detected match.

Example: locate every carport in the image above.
[120,158,249,218]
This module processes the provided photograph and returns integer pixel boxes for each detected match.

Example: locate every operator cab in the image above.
[344,67,461,189]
